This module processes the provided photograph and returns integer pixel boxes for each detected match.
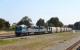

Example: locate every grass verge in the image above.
[0,39,17,46]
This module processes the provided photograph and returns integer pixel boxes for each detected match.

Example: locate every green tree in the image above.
[74,22,80,30]
[58,21,63,27]
[17,16,32,26]
[0,18,10,30]
[47,17,63,27]
[36,18,45,26]
[68,24,73,29]
[4,21,10,29]
[10,23,16,30]
[0,18,5,29]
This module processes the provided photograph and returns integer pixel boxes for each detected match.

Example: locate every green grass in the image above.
[0,39,17,46]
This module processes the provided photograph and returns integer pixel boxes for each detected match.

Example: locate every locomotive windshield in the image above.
[16,26,22,31]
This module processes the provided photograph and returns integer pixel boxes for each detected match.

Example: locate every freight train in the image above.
[15,25,72,36]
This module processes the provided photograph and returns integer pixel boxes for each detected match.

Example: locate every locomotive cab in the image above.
[15,25,28,36]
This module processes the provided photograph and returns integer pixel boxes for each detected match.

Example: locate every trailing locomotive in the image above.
[15,24,72,36]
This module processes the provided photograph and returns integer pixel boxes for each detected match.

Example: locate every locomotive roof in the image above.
[17,24,28,27]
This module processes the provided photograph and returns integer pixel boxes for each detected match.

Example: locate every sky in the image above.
[0,0,80,25]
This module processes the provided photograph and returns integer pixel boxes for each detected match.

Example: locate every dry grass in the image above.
[0,31,14,35]
[0,32,80,50]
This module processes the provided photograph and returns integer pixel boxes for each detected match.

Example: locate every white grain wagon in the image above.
[56,27,61,33]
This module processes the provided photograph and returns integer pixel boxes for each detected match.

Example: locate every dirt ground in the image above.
[0,32,80,50]
[0,31,15,39]
[0,31,14,35]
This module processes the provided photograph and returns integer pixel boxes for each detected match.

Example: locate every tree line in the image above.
[17,16,63,27]
[1,16,79,30]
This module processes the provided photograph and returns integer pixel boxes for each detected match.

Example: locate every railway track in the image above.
[0,34,15,39]
[66,40,80,50]
[0,33,48,39]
